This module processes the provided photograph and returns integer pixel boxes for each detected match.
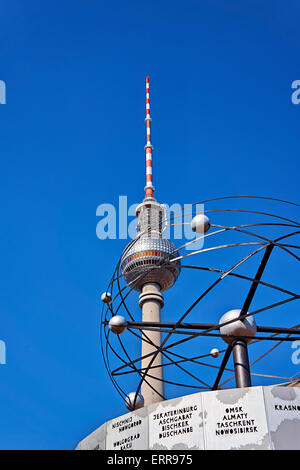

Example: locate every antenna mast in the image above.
[145,77,154,199]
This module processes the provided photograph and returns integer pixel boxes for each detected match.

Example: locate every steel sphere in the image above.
[108,315,128,334]
[125,392,144,411]
[219,309,257,344]
[120,235,181,292]
[191,214,210,234]
[210,348,220,358]
[101,292,112,304]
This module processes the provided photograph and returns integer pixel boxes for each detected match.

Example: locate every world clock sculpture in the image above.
[77,78,300,450]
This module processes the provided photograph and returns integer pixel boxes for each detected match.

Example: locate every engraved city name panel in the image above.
[106,406,149,450]
[263,386,300,450]
[76,386,300,450]
[148,392,204,450]
[202,386,271,450]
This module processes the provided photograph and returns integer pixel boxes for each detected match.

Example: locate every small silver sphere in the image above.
[219,309,257,344]
[210,348,220,358]
[191,214,210,234]
[108,315,128,334]
[125,392,144,411]
[101,292,112,304]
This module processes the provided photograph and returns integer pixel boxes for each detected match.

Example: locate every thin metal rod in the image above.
[212,345,233,390]
[165,207,300,227]
[212,244,275,390]
[128,326,300,342]
[239,244,274,319]
[179,264,298,297]
[232,244,274,387]
[162,195,300,224]
[123,321,300,336]
[110,296,298,376]
[132,245,270,400]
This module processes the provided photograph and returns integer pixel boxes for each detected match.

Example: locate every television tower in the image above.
[83,79,300,452]
[119,77,181,406]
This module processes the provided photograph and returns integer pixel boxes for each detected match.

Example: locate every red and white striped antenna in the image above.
[144,76,155,199]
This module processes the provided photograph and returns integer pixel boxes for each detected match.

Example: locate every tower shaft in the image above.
[139,282,164,405]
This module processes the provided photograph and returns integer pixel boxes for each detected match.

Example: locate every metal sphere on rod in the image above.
[125,392,144,411]
[210,348,220,358]
[219,309,257,344]
[101,292,112,304]
[191,214,211,234]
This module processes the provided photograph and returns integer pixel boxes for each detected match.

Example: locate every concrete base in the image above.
[76,385,300,450]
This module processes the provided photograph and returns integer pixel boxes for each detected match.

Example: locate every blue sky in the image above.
[0,0,299,449]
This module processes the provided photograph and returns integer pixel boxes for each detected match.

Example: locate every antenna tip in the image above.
[146,76,150,83]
